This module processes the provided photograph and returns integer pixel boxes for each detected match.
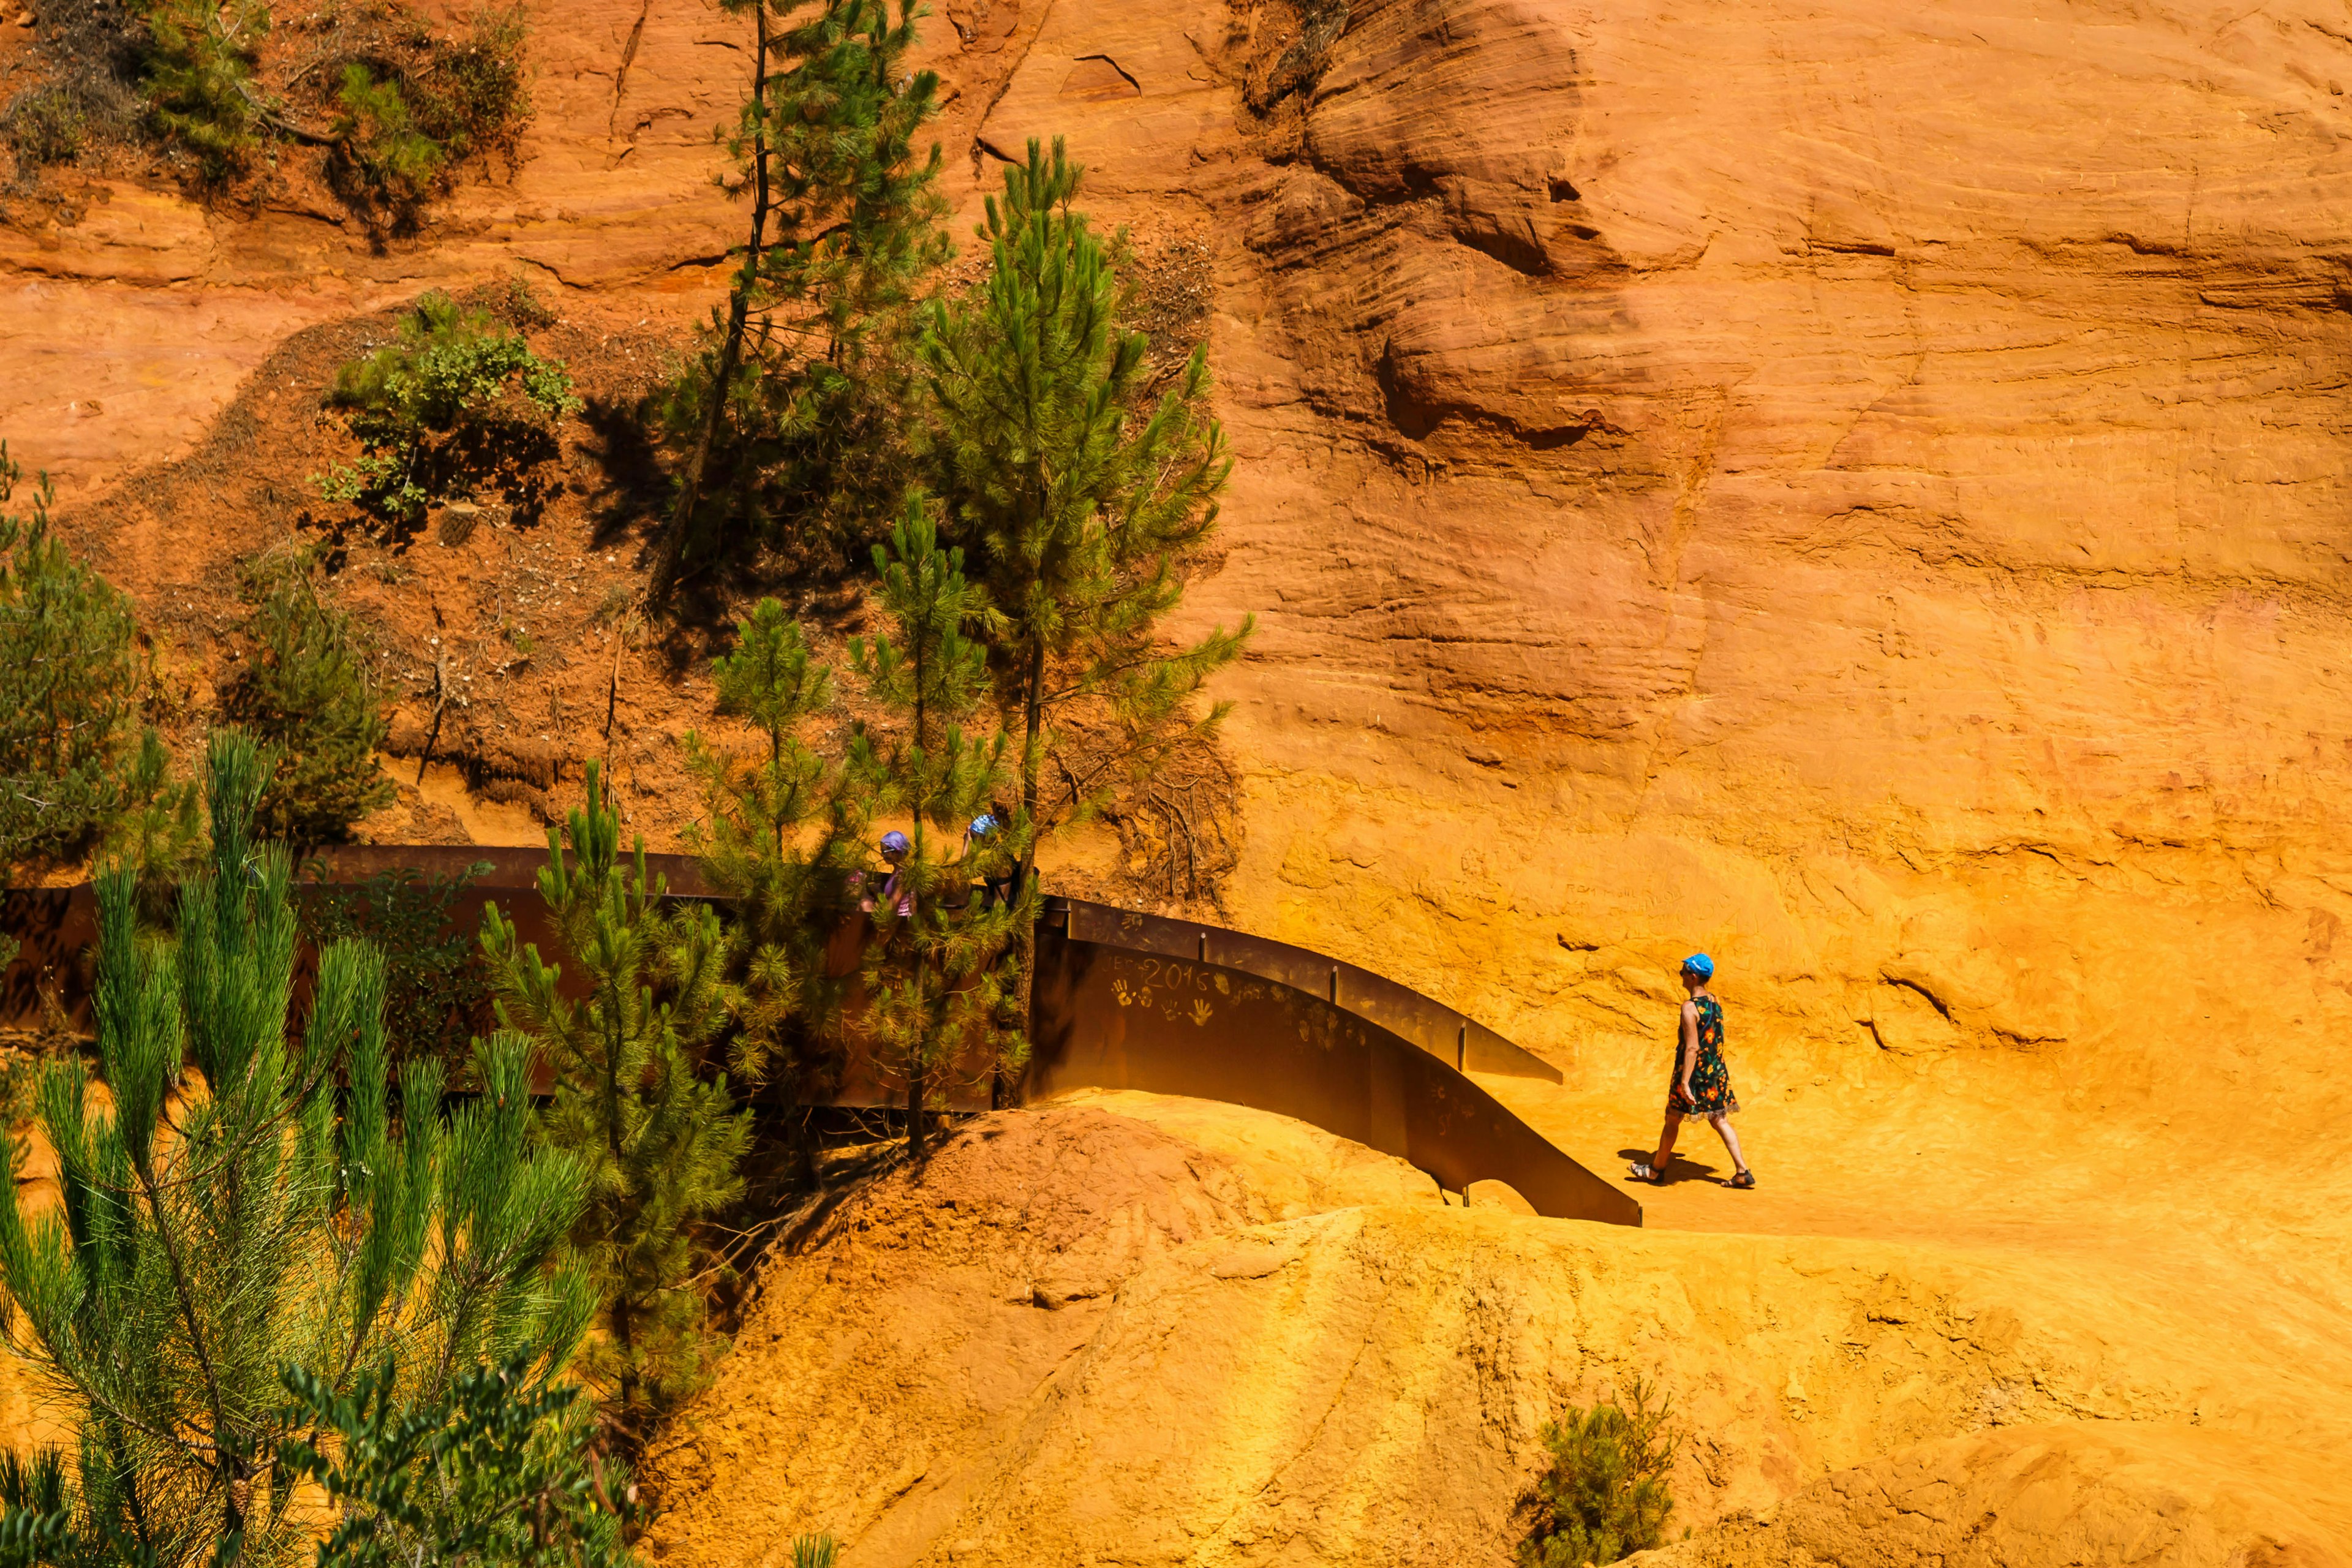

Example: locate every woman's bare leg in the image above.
[1649,1112,1684,1173]
[1709,1115,1750,1176]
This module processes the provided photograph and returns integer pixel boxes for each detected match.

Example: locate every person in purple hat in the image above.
[876,830,913,918]
[1629,952,1754,1188]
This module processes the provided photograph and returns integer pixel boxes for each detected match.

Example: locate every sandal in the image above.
[1729,1170,1755,1189]
[1627,1163,1665,1184]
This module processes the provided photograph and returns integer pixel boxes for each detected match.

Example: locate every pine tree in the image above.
[0,442,195,877]
[654,0,951,597]
[220,545,395,843]
[101,728,207,926]
[919,138,1248,963]
[685,598,865,1090]
[848,497,1031,1157]
[274,1354,629,1568]
[481,764,751,1447]
[1518,1379,1679,1566]
[0,730,592,1567]
[141,0,268,178]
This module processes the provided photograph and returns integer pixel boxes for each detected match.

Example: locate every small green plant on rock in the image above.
[141,0,270,178]
[407,4,532,167]
[2,85,95,179]
[316,290,580,530]
[220,544,394,843]
[1518,1377,1679,1567]
[319,5,530,235]
[330,62,445,220]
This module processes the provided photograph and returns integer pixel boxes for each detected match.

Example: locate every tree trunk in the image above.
[1009,634,1047,1061]
[650,1,774,606]
[614,1291,639,1433]
[907,1058,926,1160]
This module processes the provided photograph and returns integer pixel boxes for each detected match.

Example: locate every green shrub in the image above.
[2,85,92,176]
[407,4,531,165]
[330,62,445,219]
[314,6,530,231]
[301,858,493,1079]
[1518,1378,1679,1567]
[497,269,559,330]
[316,290,580,528]
[0,445,145,869]
[277,1353,630,1568]
[219,545,394,842]
[141,0,269,177]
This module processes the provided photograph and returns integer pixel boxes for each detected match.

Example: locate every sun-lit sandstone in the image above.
[5,0,2350,1558]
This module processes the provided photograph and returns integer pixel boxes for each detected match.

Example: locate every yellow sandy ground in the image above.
[641,1061,2352,1567]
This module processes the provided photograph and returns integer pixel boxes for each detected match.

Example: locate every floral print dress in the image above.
[1666,995,1739,1117]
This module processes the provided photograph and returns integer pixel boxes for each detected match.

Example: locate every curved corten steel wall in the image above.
[1052,900,1562,1082]
[1028,899,1642,1227]
[0,845,714,1035]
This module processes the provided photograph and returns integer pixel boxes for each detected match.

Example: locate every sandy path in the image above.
[1482,1068,2352,1456]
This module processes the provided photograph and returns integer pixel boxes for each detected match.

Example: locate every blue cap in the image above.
[1681,952,1714,979]
[970,814,997,836]
[881,831,910,856]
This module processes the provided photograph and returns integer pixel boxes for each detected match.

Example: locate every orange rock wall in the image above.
[10,0,2352,1162]
[1119,0,2352,1155]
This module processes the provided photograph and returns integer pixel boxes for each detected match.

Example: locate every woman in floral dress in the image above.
[1628,953,1755,1188]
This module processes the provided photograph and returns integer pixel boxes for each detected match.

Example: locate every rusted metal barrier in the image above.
[1027,899,1639,1227]
[1049,900,1562,1082]
[0,845,704,1038]
[1,851,1638,1226]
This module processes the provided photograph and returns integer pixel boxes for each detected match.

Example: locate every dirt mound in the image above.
[797,1103,1278,1283]
[1046,1086,1444,1216]
[640,1100,1436,1557]
[643,1100,2352,1567]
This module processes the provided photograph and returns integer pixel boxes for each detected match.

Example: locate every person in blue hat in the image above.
[962,813,1016,911]
[1629,952,1754,1188]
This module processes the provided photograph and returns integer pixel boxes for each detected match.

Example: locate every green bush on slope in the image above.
[1520,1378,1679,1567]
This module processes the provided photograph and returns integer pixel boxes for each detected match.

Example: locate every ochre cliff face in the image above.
[9,0,2346,1166]
[11,0,2348,1180]
[13,0,2352,1559]
[1036,0,2352,1155]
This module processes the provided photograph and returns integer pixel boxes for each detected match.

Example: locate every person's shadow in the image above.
[1616,1147,1723,1185]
